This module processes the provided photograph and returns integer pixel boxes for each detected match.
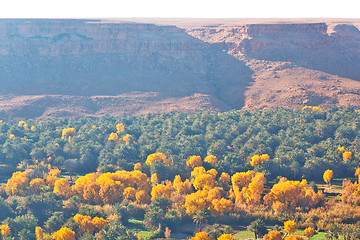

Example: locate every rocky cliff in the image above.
[1,19,360,119]
[185,21,360,110]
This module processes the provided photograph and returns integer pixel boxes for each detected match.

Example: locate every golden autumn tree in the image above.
[123,187,136,201]
[263,230,282,240]
[190,231,211,240]
[204,155,217,165]
[186,156,203,168]
[151,173,159,184]
[0,225,10,239]
[304,227,315,238]
[146,152,169,166]
[211,198,233,215]
[52,227,76,240]
[46,169,61,189]
[241,172,267,205]
[116,123,125,133]
[250,154,270,167]
[284,220,297,234]
[92,217,107,233]
[164,227,171,238]
[74,214,95,234]
[264,179,324,212]
[29,178,46,194]
[355,168,360,183]
[218,233,233,240]
[191,166,207,179]
[184,188,222,215]
[323,169,333,186]
[173,175,193,195]
[5,170,29,196]
[134,163,142,171]
[136,190,151,204]
[151,184,172,200]
[343,151,352,161]
[122,134,132,144]
[193,173,216,190]
[61,128,76,142]
[53,179,72,199]
[9,134,15,139]
[35,226,43,240]
[108,132,119,142]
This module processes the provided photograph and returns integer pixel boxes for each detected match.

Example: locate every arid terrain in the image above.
[1,18,360,119]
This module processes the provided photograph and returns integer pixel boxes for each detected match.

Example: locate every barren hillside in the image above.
[0,18,360,119]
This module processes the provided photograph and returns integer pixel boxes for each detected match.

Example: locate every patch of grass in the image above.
[233,230,254,240]
[127,219,154,239]
[309,231,326,240]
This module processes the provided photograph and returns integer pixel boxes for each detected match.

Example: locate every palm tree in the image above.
[247,219,267,239]
[325,224,340,240]
[193,211,209,229]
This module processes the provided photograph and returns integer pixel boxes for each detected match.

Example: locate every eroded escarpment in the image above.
[1,19,360,119]
[185,21,360,110]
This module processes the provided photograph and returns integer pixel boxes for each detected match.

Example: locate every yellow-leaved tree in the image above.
[263,230,282,240]
[52,227,76,240]
[29,178,46,194]
[146,152,169,165]
[1,225,10,239]
[53,179,73,199]
[250,154,270,167]
[304,227,315,238]
[218,233,233,240]
[190,232,211,240]
[323,169,333,186]
[116,123,125,133]
[186,155,202,168]
[35,226,43,240]
[343,152,352,161]
[204,155,217,165]
[61,128,76,142]
[5,171,29,196]
[284,220,297,234]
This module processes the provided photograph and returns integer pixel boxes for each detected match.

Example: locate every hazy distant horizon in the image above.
[0,0,359,19]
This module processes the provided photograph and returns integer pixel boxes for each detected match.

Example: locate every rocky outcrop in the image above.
[0,19,252,109]
[1,19,360,119]
[186,22,360,80]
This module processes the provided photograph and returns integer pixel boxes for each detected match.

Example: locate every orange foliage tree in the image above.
[52,227,76,240]
[5,171,29,196]
[190,231,211,240]
[263,230,282,240]
[35,226,44,240]
[343,152,352,161]
[29,178,46,194]
[61,128,76,142]
[204,155,217,165]
[53,179,73,199]
[186,156,203,168]
[250,154,270,167]
[0,225,10,239]
[264,179,324,212]
[146,153,169,166]
[323,169,333,186]
[218,233,233,240]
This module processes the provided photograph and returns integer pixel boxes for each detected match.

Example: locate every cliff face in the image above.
[1,19,360,119]
[0,19,251,109]
[186,21,360,110]
[187,22,360,80]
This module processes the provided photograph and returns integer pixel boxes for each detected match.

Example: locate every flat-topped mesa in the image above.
[245,23,328,35]
[0,19,252,110]
[0,19,201,57]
